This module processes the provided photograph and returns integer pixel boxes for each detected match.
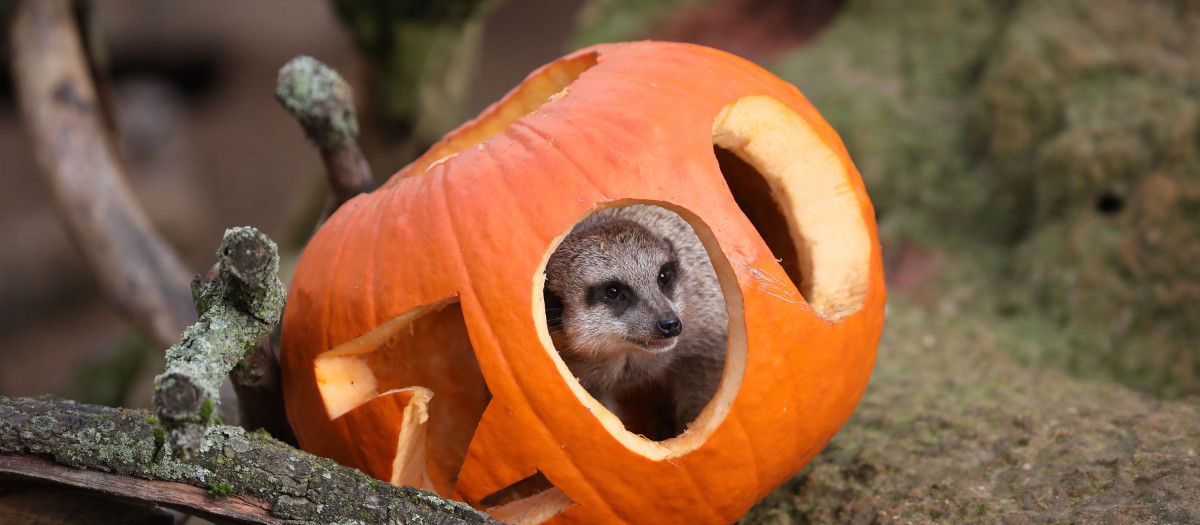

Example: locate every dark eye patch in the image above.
[586,281,635,313]
[658,261,679,294]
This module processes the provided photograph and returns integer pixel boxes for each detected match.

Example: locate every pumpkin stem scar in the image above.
[152,227,286,459]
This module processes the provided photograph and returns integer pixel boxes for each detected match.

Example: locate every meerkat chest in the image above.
[570,349,675,395]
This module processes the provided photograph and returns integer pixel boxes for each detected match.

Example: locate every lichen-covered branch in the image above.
[10,0,195,351]
[275,55,375,213]
[153,227,285,458]
[0,396,497,524]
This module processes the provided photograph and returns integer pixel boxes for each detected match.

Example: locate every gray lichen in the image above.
[0,396,497,523]
[152,227,286,458]
[275,56,360,149]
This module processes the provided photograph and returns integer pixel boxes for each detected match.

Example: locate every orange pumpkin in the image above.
[281,41,885,524]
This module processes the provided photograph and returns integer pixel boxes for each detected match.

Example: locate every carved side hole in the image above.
[712,94,871,321]
[715,145,806,291]
[480,471,575,525]
[314,299,489,495]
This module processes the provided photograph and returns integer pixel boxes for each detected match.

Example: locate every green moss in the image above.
[199,398,214,422]
[152,427,165,449]
[207,482,236,498]
[145,415,159,425]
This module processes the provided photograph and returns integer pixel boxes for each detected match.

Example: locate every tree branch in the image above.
[240,55,383,444]
[0,396,497,524]
[275,55,375,217]
[10,0,194,353]
[153,227,285,458]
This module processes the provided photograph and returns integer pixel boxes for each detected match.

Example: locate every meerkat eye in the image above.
[587,282,629,305]
[658,262,677,289]
[604,285,622,299]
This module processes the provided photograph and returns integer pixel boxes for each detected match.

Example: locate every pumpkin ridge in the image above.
[319,197,373,363]
[674,449,726,521]
[506,120,604,194]
[730,407,767,496]
[363,187,394,330]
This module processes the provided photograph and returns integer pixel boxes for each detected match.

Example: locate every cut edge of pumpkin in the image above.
[389,386,435,491]
[486,487,575,525]
[531,200,749,460]
[314,297,459,420]
[712,95,871,322]
[407,51,600,177]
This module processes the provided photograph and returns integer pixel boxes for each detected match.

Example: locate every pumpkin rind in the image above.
[281,41,885,524]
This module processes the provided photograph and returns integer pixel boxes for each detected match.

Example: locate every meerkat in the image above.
[543,204,728,437]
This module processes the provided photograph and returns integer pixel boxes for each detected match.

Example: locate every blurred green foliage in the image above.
[570,0,714,49]
[770,0,1200,396]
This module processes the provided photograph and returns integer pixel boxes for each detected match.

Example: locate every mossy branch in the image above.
[153,227,286,459]
[0,396,497,524]
[276,55,375,214]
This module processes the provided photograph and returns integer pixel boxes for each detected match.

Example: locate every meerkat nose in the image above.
[657,316,682,338]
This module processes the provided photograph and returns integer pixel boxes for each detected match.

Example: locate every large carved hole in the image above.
[314,299,489,496]
[712,95,871,321]
[541,204,729,442]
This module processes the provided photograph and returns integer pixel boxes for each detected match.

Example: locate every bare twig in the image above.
[10,0,195,352]
[275,55,375,217]
[229,330,296,446]
[154,228,285,459]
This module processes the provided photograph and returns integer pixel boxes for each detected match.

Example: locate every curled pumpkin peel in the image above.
[281,41,885,524]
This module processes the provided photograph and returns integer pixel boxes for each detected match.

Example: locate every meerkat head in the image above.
[544,218,686,360]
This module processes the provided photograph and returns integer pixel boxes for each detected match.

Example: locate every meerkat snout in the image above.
[657,315,681,338]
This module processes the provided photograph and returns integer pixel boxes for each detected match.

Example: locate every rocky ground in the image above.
[743,295,1199,523]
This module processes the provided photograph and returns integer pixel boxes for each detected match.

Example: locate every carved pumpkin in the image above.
[281,41,885,524]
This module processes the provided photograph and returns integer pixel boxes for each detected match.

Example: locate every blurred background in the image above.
[2,0,1198,521]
